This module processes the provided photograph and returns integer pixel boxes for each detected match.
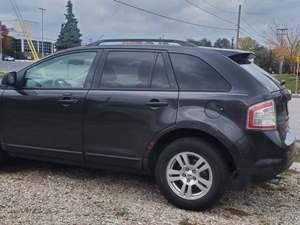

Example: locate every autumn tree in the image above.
[268,24,300,73]
[0,22,15,58]
[239,37,259,51]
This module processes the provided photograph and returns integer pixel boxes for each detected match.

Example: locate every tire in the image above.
[155,137,229,211]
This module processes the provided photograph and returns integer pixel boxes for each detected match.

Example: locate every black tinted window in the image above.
[170,54,230,91]
[151,54,170,89]
[101,51,155,89]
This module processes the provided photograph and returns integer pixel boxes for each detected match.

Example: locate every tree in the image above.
[187,38,212,47]
[254,46,276,73]
[267,24,300,73]
[56,0,82,50]
[239,37,259,51]
[0,22,15,58]
[214,38,231,49]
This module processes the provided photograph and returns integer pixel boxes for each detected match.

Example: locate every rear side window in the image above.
[170,53,230,91]
[151,54,171,89]
[101,51,155,89]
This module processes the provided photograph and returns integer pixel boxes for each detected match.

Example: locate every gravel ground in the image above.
[0,159,299,225]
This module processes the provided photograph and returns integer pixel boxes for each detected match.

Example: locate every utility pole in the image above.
[235,2,242,49]
[0,21,3,61]
[296,56,299,94]
[38,7,46,57]
[276,28,288,74]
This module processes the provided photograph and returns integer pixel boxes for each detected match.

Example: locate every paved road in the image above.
[289,97,300,140]
[0,60,32,73]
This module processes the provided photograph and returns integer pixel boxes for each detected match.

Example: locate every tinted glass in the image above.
[25,52,96,89]
[241,63,280,92]
[170,53,230,91]
[151,54,170,89]
[101,51,156,88]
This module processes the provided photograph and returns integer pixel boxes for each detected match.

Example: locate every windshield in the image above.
[240,63,281,91]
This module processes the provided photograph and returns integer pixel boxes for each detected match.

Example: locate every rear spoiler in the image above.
[228,53,255,64]
[213,48,255,64]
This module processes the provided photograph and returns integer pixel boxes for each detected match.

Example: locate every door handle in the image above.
[58,99,79,104]
[146,99,169,107]
[58,97,79,106]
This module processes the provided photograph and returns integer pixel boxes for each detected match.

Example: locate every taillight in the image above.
[247,100,276,130]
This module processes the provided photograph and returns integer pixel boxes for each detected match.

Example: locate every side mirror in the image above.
[2,71,17,87]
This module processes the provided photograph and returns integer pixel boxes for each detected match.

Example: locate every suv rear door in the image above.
[84,49,178,169]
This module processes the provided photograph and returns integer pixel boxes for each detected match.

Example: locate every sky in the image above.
[0,0,300,45]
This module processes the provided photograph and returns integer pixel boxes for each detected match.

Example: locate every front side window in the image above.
[101,51,156,89]
[170,53,231,91]
[24,52,96,89]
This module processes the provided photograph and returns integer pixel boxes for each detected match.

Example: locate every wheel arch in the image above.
[143,127,239,174]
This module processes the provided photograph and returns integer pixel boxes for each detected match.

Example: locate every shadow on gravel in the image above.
[1,157,156,185]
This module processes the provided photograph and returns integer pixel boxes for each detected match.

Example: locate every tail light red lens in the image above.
[247,100,276,130]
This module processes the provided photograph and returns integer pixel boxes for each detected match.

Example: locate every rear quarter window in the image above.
[170,53,231,91]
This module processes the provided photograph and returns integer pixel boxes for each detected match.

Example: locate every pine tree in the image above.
[56,0,82,50]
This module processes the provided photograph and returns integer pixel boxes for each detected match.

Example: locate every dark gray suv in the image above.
[1,39,296,210]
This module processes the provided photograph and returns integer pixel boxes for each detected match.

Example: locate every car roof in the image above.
[60,44,253,58]
[57,39,253,58]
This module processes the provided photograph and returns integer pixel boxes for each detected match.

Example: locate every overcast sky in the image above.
[0,0,299,45]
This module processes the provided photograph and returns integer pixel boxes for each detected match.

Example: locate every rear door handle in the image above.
[146,99,169,107]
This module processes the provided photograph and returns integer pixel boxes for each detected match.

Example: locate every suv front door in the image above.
[1,51,99,164]
[84,50,178,169]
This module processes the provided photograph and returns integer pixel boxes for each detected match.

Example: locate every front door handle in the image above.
[58,99,79,104]
[146,99,169,107]
[58,96,79,106]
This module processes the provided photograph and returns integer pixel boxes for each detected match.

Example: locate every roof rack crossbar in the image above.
[88,39,196,47]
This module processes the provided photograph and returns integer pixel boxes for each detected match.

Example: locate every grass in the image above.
[295,144,300,163]
[273,74,300,94]
[295,153,300,163]
[114,207,129,217]
[178,218,199,225]
[0,71,4,79]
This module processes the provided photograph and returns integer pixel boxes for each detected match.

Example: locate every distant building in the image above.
[15,38,55,59]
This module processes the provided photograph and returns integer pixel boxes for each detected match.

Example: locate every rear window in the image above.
[170,53,230,91]
[240,63,281,91]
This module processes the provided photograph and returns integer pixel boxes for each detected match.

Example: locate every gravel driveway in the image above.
[0,159,299,225]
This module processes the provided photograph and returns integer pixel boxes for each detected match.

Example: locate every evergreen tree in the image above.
[56,0,82,50]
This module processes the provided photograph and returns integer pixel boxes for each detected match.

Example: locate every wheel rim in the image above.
[166,152,213,200]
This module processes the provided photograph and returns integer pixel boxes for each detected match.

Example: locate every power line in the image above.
[240,16,269,44]
[200,0,259,16]
[200,0,236,14]
[112,0,235,31]
[184,0,236,26]
[185,0,267,45]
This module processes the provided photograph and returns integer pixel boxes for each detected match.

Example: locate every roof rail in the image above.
[88,39,197,47]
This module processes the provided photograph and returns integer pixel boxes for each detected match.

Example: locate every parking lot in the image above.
[0,60,32,73]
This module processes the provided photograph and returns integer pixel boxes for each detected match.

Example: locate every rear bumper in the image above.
[236,130,296,183]
[251,142,296,181]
